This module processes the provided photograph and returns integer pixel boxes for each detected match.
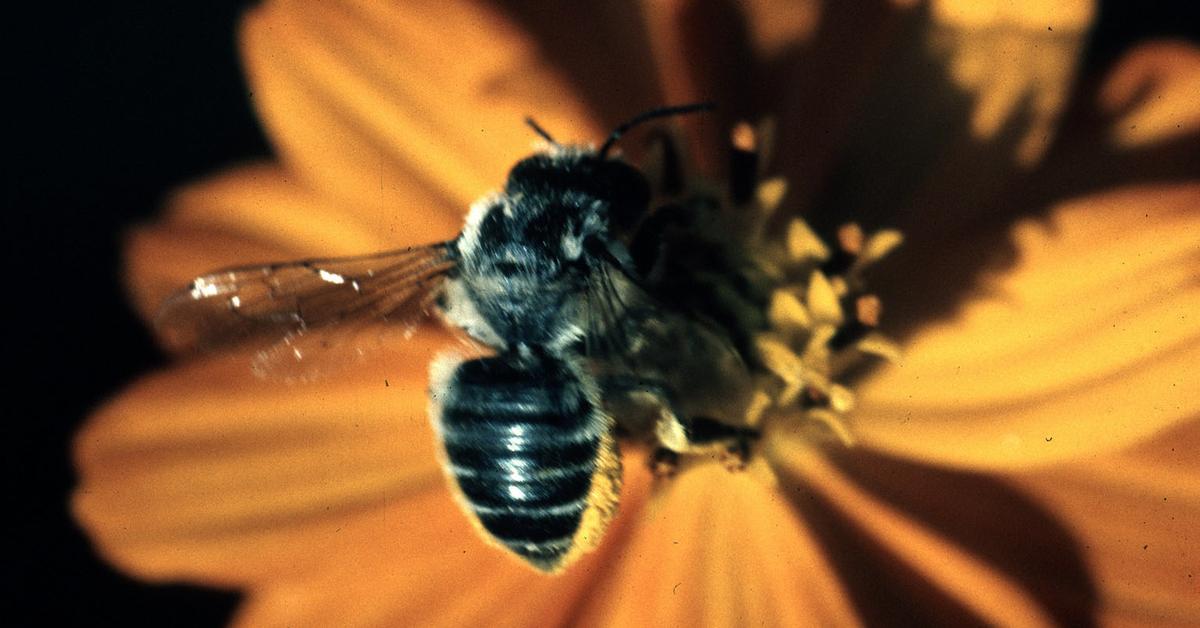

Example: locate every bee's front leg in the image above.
[600,375,759,475]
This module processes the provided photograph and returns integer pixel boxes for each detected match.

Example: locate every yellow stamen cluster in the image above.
[643,120,902,449]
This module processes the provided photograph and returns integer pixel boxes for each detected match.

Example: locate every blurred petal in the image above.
[770,437,1060,626]
[1012,419,1200,627]
[226,491,529,628]
[759,1,905,215]
[73,332,451,586]
[241,0,601,212]
[486,2,663,127]
[573,461,861,627]
[932,0,1093,160]
[739,0,821,58]
[636,0,757,163]
[225,489,510,628]
[125,164,462,321]
[782,0,1093,238]
[229,450,655,627]
[1029,41,1200,204]
[1100,41,1200,149]
[854,183,1200,469]
[798,444,1097,625]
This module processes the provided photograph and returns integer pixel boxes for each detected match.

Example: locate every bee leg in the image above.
[600,375,759,471]
[598,374,692,457]
[681,417,760,472]
[650,447,680,478]
[721,432,755,472]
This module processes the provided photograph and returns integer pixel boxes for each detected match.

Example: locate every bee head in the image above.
[505,151,651,235]
[510,103,714,234]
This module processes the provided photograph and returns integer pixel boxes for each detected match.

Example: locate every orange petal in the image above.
[573,460,861,627]
[854,183,1200,469]
[770,436,1061,626]
[1100,41,1200,149]
[739,0,821,58]
[227,488,525,628]
[636,0,759,164]
[475,4,663,130]
[1026,41,1200,204]
[776,439,1099,625]
[164,161,465,255]
[1012,418,1200,627]
[228,449,656,627]
[240,0,602,213]
[72,331,452,586]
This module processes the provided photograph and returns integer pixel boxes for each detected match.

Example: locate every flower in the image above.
[74,1,1200,626]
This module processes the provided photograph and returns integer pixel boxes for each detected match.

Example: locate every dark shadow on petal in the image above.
[494,0,757,167]
[754,0,910,222]
[668,0,757,164]
[800,5,980,235]
[1023,63,1200,208]
[801,7,1054,341]
[777,463,995,627]
[491,1,666,133]
[757,2,1097,344]
[804,447,1099,627]
[1044,130,1200,199]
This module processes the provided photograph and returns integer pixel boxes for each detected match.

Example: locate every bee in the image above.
[156,104,759,573]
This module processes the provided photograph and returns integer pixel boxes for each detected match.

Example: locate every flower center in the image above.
[640,121,902,450]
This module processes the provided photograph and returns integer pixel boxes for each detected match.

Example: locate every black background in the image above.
[7,2,1197,626]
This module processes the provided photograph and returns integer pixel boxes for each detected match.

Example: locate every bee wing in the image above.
[582,250,747,378]
[155,241,456,379]
[581,259,646,367]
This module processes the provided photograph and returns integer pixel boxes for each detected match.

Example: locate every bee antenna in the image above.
[524,116,558,144]
[598,102,715,158]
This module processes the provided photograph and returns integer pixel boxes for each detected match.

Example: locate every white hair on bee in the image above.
[425,351,464,443]
[457,190,506,264]
[440,276,506,349]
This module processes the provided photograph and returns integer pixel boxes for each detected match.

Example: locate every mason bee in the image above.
[156,104,759,573]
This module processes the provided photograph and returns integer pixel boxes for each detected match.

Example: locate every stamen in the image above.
[729,122,760,204]
[806,409,857,447]
[731,122,757,152]
[786,219,831,263]
[644,130,684,196]
[852,230,905,273]
[805,271,844,326]
[755,178,788,218]
[855,295,882,327]
[837,223,865,255]
[767,289,811,337]
[638,118,903,465]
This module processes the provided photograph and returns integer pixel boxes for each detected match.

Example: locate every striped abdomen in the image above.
[434,352,620,572]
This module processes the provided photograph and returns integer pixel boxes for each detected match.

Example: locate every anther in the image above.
[729,122,760,204]
[836,223,865,255]
[855,295,882,327]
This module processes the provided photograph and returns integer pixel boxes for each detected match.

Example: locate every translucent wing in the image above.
[582,246,748,380]
[584,252,758,443]
[155,242,456,378]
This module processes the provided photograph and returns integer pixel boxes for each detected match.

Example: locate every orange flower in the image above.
[74,1,1200,626]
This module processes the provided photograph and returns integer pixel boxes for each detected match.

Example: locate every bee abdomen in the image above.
[436,353,609,571]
